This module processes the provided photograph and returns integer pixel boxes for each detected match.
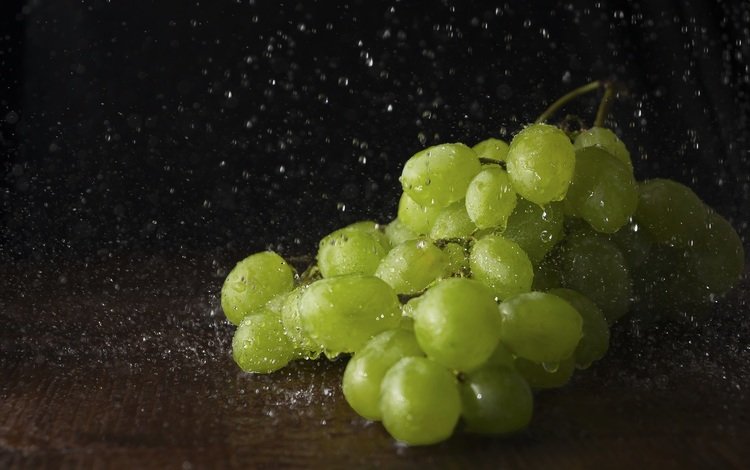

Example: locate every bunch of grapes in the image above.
[219,82,745,446]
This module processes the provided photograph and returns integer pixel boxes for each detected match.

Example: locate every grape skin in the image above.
[472,137,510,162]
[232,307,297,374]
[514,356,576,390]
[342,329,424,421]
[375,237,448,295]
[560,235,632,324]
[548,288,610,369]
[317,227,389,278]
[400,143,481,208]
[687,211,745,296]
[380,357,461,446]
[506,123,576,205]
[465,165,518,231]
[412,278,501,372]
[635,178,708,246]
[221,251,296,325]
[298,275,401,355]
[498,291,583,363]
[470,234,534,300]
[459,365,533,434]
[429,199,477,240]
[397,192,442,235]
[565,147,638,234]
[503,198,564,264]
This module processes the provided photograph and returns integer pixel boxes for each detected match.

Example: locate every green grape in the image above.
[503,198,564,264]
[635,178,709,246]
[548,288,609,368]
[484,342,516,369]
[280,286,320,358]
[384,217,418,246]
[232,307,297,374]
[498,291,582,363]
[688,211,745,296]
[375,238,448,294]
[412,278,501,372]
[400,143,482,208]
[465,165,518,230]
[565,147,639,234]
[221,251,296,325]
[401,295,421,319]
[380,357,461,445]
[442,242,469,277]
[299,275,401,355]
[563,216,601,242]
[632,210,744,317]
[608,221,653,271]
[560,235,632,324]
[342,220,391,250]
[470,234,534,300]
[399,314,415,331]
[429,199,477,240]
[397,192,442,235]
[514,356,576,389]
[317,226,389,277]
[530,252,563,291]
[342,329,424,421]
[459,365,533,434]
[472,137,510,162]
[573,126,633,172]
[264,292,288,313]
[506,123,576,205]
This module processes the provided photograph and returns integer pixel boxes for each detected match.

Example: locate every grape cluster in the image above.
[220,107,744,445]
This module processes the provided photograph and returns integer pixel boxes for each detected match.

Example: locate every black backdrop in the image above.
[2,0,749,263]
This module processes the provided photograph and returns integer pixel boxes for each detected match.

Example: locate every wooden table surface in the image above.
[1,253,748,469]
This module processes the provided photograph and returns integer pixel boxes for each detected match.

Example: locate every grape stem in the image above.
[534,80,620,127]
[594,83,616,128]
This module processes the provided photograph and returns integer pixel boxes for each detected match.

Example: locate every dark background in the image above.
[2,0,749,264]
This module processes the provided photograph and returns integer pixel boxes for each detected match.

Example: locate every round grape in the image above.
[317,227,389,278]
[232,307,297,374]
[375,238,448,295]
[635,178,709,246]
[498,291,582,363]
[400,143,482,208]
[380,357,461,445]
[412,278,501,372]
[465,165,518,230]
[459,365,533,434]
[472,137,510,162]
[503,198,564,264]
[565,147,638,234]
[506,123,576,205]
[470,234,534,300]
[299,275,401,355]
[221,251,295,325]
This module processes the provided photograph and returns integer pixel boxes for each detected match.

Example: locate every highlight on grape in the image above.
[219,81,745,446]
